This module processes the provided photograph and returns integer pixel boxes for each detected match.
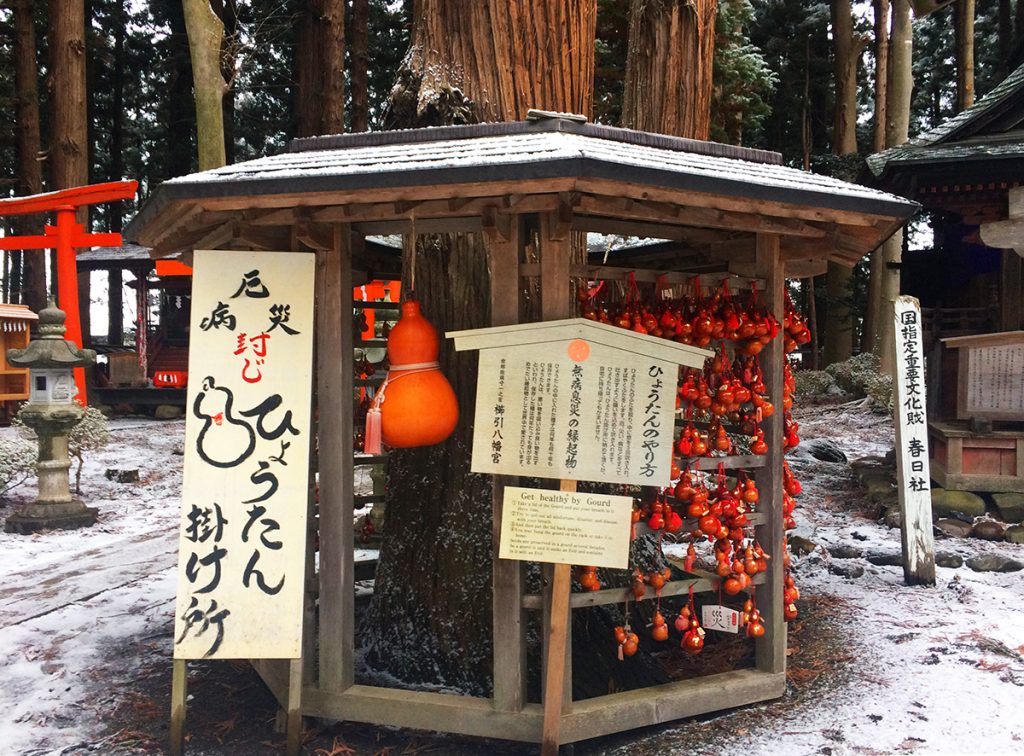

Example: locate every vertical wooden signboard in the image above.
[170,250,316,754]
[893,296,936,586]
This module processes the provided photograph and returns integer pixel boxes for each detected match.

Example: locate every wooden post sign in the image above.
[893,296,936,587]
[449,319,712,755]
[170,250,315,754]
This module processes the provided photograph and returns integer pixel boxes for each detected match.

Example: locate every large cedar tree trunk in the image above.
[14,0,47,314]
[49,0,89,198]
[954,0,975,113]
[182,0,227,170]
[823,0,863,365]
[875,0,913,372]
[621,0,716,139]
[863,0,889,352]
[294,0,345,137]
[350,0,369,132]
[363,0,597,695]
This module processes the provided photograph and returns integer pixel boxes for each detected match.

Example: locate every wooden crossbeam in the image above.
[576,194,828,238]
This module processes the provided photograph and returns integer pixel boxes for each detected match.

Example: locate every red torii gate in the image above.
[0,180,138,402]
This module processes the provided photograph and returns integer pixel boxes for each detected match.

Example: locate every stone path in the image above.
[0,527,177,628]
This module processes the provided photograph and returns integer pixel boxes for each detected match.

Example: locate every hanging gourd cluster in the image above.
[575,275,811,659]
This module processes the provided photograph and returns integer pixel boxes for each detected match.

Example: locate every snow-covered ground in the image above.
[1,404,1022,755]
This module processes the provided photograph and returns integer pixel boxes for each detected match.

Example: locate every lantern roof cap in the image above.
[6,301,96,369]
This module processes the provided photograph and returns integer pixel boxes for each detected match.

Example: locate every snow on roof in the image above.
[151,127,914,219]
[868,62,1024,177]
[76,242,153,265]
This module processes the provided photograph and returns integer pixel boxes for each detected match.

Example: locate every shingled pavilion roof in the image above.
[127,118,918,278]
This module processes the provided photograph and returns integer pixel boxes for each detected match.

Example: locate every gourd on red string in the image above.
[363,299,458,453]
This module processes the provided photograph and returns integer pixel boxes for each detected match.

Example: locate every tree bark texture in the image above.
[294,0,345,136]
[165,0,197,179]
[212,0,238,163]
[49,0,89,192]
[954,0,975,113]
[182,0,227,170]
[871,0,888,155]
[823,0,862,366]
[876,0,913,372]
[386,0,596,127]
[999,0,1012,79]
[294,1,323,137]
[621,0,716,139]
[321,0,345,134]
[364,0,596,695]
[864,0,889,351]
[350,0,369,132]
[14,0,47,313]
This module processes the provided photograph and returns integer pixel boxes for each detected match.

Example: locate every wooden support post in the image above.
[286,658,303,756]
[1001,250,1022,331]
[753,233,786,674]
[108,268,123,345]
[541,479,577,756]
[489,216,527,712]
[538,211,574,755]
[316,225,355,691]
[169,658,187,756]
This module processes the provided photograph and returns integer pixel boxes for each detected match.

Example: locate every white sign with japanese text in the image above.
[702,604,741,634]
[893,296,935,585]
[174,250,315,659]
[966,344,1024,416]
[498,486,633,569]
[470,340,677,486]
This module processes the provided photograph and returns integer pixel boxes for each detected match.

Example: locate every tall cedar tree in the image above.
[295,0,345,136]
[822,0,864,365]
[622,0,716,138]
[954,0,975,112]
[182,0,227,169]
[13,0,47,313]
[350,0,369,132]
[362,0,597,694]
[874,0,913,371]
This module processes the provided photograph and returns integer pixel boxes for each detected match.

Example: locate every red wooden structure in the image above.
[0,180,138,401]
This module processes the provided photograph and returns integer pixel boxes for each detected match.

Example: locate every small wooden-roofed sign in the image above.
[448,318,713,488]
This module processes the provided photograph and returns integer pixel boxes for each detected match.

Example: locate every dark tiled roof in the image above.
[868,63,1024,177]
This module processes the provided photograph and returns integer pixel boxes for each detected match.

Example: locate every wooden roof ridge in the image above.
[287,119,784,166]
[448,317,714,367]
[869,62,1024,178]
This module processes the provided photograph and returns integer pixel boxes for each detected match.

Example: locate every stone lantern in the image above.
[5,301,98,534]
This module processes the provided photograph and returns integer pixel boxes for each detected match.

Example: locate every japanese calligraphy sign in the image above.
[893,296,936,586]
[964,343,1024,419]
[174,250,315,659]
[498,486,633,569]
[448,319,712,487]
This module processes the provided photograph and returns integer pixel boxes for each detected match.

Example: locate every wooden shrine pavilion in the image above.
[127,116,917,749]
[870,64,1024,492]
[869,61,1024,341]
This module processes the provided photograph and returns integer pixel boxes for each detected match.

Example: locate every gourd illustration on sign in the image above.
[192,376,299,469]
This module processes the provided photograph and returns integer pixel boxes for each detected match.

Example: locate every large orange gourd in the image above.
[364,300,458,452]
